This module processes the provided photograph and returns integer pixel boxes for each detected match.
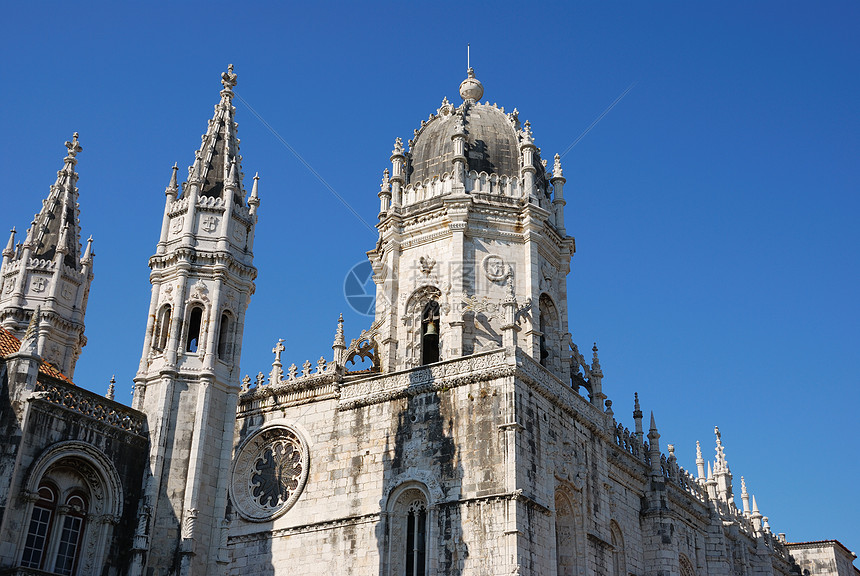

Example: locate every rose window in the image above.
[230,425,310,521]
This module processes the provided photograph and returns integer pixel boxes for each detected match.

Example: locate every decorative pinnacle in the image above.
[591,343,601,370]
[166,163,179,195]
[392,137,404,156]
[4,227,16,256]
[64,132,82,162]
[19,306,41,355]
[459,66,484,102]
[81,236,93,263]
[649,411,658,432]
[106,375,116,400]
[221,64,238,93]
[741,476,748,495]
[249,173,260,207]
[333,313,345,348]
[380,168,390,192]
[552,153,564,179]
[504,266,516,303]
[696,440,703,460]
[633,392,642,419]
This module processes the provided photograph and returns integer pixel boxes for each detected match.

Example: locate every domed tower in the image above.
[369,67,574,380]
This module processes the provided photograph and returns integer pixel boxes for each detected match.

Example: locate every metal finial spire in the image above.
[467,43,470,71]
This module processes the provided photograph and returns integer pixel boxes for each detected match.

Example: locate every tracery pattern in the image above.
[250,439,303,508]
[230,425,310,521]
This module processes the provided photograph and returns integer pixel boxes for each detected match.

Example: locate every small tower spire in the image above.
[695,440,706,479]
[741,476,751,516]
[647,411,662,477]
[332,313,346,364]
[166,163,179,197]
[106,375,116,400]
[19,306,41,356]
[3,228,15,258]
[633,392,644,444]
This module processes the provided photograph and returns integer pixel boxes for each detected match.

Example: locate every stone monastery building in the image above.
[0,66,855,576]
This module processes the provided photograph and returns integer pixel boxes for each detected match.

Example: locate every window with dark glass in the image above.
[217,312,231,360]
[406,501,427,576]
[155,304,172,351]
[53,494,86,576]
[186,306,203,352]
[21,485,56,569]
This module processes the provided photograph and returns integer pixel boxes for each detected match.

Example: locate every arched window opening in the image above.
[217,312,232,360]
[406,500,427,576]
[610,521,626,576]
[421,301,440,365]
[680,554,697,576]
[186,306,203,353]
[539,294,559,370]
[53,493,88,576]
[555,490,578,576]
[388,487,429,576]
[539,310,549,366]
[154,304,172,351]
[21,484,56,570]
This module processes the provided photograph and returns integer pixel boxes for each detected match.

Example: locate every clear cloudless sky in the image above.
[2,0,858,557]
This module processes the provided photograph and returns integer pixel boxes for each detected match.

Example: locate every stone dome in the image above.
[407,102,522,185]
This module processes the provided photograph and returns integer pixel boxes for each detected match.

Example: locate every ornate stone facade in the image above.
[0,66,856,576]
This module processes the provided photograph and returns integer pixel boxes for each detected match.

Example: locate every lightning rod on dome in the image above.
[467,43,470,70]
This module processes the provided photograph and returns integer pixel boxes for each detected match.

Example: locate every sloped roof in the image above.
[0,327,74,384]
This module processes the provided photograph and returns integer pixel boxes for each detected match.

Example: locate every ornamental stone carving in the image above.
[482,254,507,282]
[230,425,310,522]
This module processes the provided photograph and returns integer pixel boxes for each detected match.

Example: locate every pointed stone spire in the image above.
[248,173,260,216]
[647,411,662,476]
[696,440,706,479]
[106,375,116,400]
[713,426,734,503]
[166,163,179,197]
[633,392,644,444]
[3,228,15,258]
[28,133,85,268]
[81,236,93,264]
[332,313,346,364]
[185,65,245,202]
[19,307,41,356]
[741,476,750,515]
[750,495,763,532]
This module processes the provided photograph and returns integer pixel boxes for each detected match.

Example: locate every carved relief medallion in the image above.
[482,254,507,282]
[230,425,310,521]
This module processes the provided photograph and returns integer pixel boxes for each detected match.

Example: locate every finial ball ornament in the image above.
[459,67,484,101]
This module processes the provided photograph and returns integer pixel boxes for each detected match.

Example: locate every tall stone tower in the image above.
[368,67,576,380]
[131,65,259,576]
[0,134,94,378]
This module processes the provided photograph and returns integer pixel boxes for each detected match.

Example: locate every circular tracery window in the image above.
[230,425,309,521]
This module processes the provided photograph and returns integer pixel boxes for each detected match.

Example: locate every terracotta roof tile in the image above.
[0,327,74,385]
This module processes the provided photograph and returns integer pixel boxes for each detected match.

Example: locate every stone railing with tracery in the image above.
[32,379,146,436]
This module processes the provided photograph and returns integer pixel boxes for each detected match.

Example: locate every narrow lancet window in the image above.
[421,301,440,365]
[217,313,232,360]
[155,305,171,351]
[405,500,427,576]
[186,306,203,353]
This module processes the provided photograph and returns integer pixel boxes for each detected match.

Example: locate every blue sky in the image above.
[3,0,858,555]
